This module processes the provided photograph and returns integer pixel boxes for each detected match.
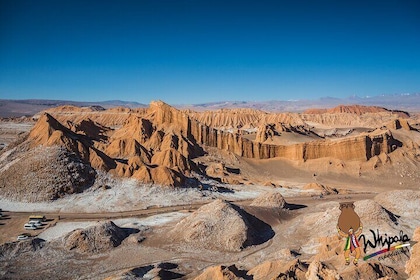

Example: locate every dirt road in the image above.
[1,192,375,245]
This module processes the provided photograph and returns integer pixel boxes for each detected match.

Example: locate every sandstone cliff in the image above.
[304,104,410,118]
[190,117,398,161]
[21,101,405,190]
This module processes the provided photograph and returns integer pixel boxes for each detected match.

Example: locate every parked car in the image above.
[17,233,30,241]
[28,220,42,227]
[23,223,38,230]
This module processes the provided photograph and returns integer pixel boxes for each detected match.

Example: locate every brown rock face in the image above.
[29,113,116,171]
[27,104,199,187]
[387,118,413,130]
[0,146,96,202]
[303,183,339,195]
[340,261,399,280]
[151,148,194,174]
[250,192,287,209]
[194,265,246,280]
[190,121,396,161]
[305,260,340,280]
[63,221,129,254]
[24,102,404,190]
[247,259,308,280]
[304,104,410,118]
[405,227,420,278]
[255,124,278,142]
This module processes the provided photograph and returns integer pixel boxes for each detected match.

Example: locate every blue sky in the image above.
[0,0,419,104]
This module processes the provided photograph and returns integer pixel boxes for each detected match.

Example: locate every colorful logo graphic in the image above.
[336,202,416,264]
[336,201,363,266]
[359,229,415,261]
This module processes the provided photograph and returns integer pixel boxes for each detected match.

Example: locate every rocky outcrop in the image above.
[27,105,199,187]
[0,146,96,201]
[109,263,184,280]
[188,108,307,130]
[28,113,116,171]
[23,102,404,191]
[45,105,142,128]
[205,162,226,178]
[188,108,263,129]
[68,118,110,142]
[149,100,191,136]
[405,227,420,278]
[304,104,410,118]
[132,165,185,187]
[255,123,278,142]
[339,261,399,280]
[190,117,398,160]
[303,183,338,195]
[151,148,195,174]
[255,123,316,143]
[106,138,151,161]
[194,265,246,280]
[247,259,308,280]
[0,238,45,261]
[170,199,273,252]
[63,221,130,254]
[305,260,340,280]
[387,118,413,130]
[250,192,287,209]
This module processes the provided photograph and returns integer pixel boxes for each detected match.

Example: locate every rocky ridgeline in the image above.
[0,101,414,199]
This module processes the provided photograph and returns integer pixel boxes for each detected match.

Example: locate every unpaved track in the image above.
[1,192,375,244]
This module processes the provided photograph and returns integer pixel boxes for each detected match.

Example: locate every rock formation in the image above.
[63,221,130,254]
[405,227,420,278]
[0,146,96,201]
[250,192,287,209]
[247,259,308,280]
[303,183,338,195]
[28,113,116,171]
[194,265,246,280]
[0,238,45,261]
[387,118,414,130]
[170,199,273,252]
[304,104,410,118]
[5,100,407,192]
[339,261,399,279]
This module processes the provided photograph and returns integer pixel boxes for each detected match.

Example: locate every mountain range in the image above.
[1,93,419,118]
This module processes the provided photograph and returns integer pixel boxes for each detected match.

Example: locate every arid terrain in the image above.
[1,101,420,279]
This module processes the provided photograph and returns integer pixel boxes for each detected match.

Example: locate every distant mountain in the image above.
[178,93,420,112]
[1,93,419,118]
[0,99,147,118]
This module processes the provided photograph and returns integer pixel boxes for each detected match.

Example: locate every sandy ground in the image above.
[0,182,316,245]
[1,115,419,279]
[0,121,32,149]
[0,177,313,213]
[37,212,189,241]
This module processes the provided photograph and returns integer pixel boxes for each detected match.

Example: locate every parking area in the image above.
[0,211,54,244]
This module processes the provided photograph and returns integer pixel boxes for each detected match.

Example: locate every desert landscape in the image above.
[0,101,419,279]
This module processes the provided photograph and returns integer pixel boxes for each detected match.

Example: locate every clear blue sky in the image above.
[1,0,419,104]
